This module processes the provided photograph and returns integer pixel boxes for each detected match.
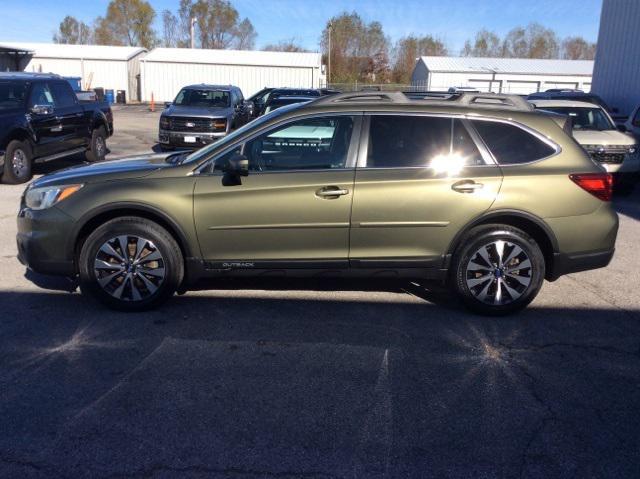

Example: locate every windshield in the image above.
[174,88,230,108]
[182,102,306,164]
[0,81,28,110]
[541,106,615,131]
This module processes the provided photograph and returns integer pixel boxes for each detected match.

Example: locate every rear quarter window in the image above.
[472,120,557,165]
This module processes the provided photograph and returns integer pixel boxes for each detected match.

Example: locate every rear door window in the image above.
[365,115,486,168]
[472,120,556,165]
[50,81,77,108]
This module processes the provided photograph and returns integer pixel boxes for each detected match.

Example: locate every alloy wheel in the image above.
[11,149,28,178]
[93,235,165,302]
[464,240,532,305]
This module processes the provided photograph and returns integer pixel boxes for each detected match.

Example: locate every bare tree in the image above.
[502,23,559,59]
[162,9,180,47]
[235,18,257,50]
[53,16,93,44]
[461,29,501,57]
[320,12,390,83]
[561,36,596,60]
[392,34,447,83]
[262,39,308,52]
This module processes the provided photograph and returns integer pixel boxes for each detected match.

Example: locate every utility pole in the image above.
[327,22,332,87]
[190,17,196,49]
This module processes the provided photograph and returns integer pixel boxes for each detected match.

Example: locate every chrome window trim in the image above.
[193,112,362,176]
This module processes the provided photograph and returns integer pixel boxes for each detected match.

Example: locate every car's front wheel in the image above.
[451,225,545,316]
[78,217,184,311]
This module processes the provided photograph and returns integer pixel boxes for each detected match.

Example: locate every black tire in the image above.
[451,224,545,316]
[85,126,107,162]
[2,140,33,184]
[78,217,184,311]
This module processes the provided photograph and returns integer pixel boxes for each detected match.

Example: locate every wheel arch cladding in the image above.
[449,211,557,280]
[72,205,193,270]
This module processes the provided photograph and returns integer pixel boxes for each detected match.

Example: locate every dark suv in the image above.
[17,92,618,315]
[0,72,113,184]
[159,84,250,149]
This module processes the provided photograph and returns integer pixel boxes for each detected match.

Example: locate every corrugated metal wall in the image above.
[20,56,141,100]
[592,0,640,115]
[141,61,319,102]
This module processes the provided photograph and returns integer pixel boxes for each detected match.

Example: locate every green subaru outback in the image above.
[17,92,618,315]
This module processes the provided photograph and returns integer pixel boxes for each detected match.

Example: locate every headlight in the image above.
[628,146,637,155]
[25,184,83,210]
[160,116,170,129]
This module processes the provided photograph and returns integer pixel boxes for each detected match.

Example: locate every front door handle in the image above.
[315,186,349,198]
[451,180,484,193]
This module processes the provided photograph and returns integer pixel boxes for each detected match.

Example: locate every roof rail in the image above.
[313,90,533,111]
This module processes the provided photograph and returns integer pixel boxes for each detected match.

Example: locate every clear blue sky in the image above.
[3,0,602,53]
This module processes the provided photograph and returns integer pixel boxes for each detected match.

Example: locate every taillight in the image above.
[569,173,613,202]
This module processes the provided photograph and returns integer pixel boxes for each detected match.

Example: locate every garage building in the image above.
[0,42,146,102]
[140,48,323,102]
[591,0,640,116]
[412,56,594,94]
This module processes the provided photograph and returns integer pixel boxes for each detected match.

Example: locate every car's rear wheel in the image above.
[451,225,545,316]
[2,140,33,184]
[85,126,107,162]
[78,217,184,311]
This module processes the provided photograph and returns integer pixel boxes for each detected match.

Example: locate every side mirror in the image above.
[617,124,627,132]
[31,104,53,116]
[220,153,249,186]
[164,102,172,109]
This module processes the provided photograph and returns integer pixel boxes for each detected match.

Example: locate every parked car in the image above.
[258,88,324,116]
[530,99,639,191]
[246,87,274,118]
[527,90,617,115]
[159,84,250,150]
[624,104,640,138]
[263,95,317,114]
[0,72,113,184]
[17,91,618,315]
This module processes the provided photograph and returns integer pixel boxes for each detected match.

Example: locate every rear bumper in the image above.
[549,248,615,280]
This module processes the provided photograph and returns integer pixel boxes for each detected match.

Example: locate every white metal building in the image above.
[140,48,324,102]
[0,42,146,102]
[412,56,594,94]
[592,0,640,116]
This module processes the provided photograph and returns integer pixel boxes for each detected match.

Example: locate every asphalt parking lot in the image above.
[1,107,640,478]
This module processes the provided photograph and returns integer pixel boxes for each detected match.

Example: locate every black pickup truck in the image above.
[0,72,113,184]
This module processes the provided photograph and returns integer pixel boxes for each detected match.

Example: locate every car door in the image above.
[193,113,361,268]
[49,80,86,149]
[27,81,66,158]
[349,114,503,268]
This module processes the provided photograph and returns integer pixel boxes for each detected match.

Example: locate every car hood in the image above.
[573,129,636,146]
[32,152,179,187]
[164,105,232,118]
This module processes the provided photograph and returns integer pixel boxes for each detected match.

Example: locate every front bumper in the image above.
[0,150,5,169]
[159,129,226,148]
[16,206,76,276]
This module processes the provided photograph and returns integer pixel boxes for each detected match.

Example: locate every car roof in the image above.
[182,84,236,91]
[530,99,602,109]
[0,72,64,81]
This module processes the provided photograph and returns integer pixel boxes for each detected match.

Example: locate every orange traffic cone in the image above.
[150,92,155,112]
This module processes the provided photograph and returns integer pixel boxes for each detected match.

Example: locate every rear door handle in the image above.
[451,180,484,193]
[315,186,350,198]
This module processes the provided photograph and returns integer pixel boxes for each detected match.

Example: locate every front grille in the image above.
[584,145,631,165]
[168,117,225,133]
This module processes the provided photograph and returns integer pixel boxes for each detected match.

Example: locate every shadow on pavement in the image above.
[0,286,639,477]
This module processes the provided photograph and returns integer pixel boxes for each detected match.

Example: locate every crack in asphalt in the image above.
[497,341,640,359]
